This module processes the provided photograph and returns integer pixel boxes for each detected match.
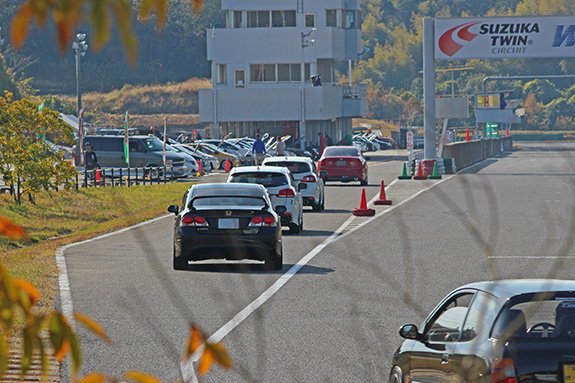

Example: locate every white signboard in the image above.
[406,131,414,150]
[435,16,575,60]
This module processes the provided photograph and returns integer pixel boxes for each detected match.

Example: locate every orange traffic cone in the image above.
[197,159,202,177]
[96,168,101,184]
[465,128,470,141]
[352,188,376,216]
[413,162,428,180]
[225,158,231,173]
[506,126,510,136]
[374,180,392,205]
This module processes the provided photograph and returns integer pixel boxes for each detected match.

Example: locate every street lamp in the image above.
[72,33,88,116]
[300,28,315,150]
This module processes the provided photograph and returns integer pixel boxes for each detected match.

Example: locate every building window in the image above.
[272,10,296,27]
[234,69,246,88]
[216,64,227,84]
[344,10,356,29]
[250,63,311,83]
[326,9,337,27]
[234,11,243,28]
[258,11,270,27]
[305,13,316,28]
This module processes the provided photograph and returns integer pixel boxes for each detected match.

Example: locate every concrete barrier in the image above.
[442,136,513,169]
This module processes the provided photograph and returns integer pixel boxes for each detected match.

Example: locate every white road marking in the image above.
[56,215,171,326]
[57,167,463,382]
[180,175,455,382]
[488,256,575,259]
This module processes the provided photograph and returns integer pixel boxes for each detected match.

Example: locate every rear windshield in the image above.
[229,172,288,187]
[324,147,359,157]
[492,293,575,339]
[265,162,311,174]
[191,196,266,209]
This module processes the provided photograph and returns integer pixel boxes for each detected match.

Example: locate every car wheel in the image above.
[389,367,403,383]
[265,250,283,270]
[288,221,300,234]
[173,249,188,271]
[321,195,325,210]
[360,179,368,186]
[299,212,304,231]
[311,201,321,212]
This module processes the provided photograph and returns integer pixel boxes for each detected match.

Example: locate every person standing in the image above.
[318,132,327,156]
[275,136,286,156]
[83,142,99,181]
[326,134,334,147]
[252,134,266,165]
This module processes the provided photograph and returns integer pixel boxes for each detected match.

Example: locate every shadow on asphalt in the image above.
[185,262,334,274]
[286,229,335,237]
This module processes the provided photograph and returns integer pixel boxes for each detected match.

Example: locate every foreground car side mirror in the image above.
[320,170,327,178]
[167,205,179,215]
[399,324,421,340]
[364,156,371,161]
[298,183,307,191]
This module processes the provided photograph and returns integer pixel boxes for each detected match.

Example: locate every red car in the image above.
[318,146,368,186]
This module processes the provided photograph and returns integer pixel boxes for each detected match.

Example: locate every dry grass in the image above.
[62,78,212,115]
[0,182,194,311]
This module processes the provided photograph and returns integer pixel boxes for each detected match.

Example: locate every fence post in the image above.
[128,167,131,187]
[171,166,174,182]
[76,172,79,190]
[111,168,114,187]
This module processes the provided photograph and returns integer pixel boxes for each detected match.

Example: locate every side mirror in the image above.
[298,183,307,191]
[399,324,420,340]
[167,205,179,215]
[320,170,327,178]
[364,156,371,161]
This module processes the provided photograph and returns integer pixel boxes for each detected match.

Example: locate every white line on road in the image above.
[180,175,455,382]
[488,256,575,259]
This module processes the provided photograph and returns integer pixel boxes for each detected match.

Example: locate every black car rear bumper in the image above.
[176,228,281,262]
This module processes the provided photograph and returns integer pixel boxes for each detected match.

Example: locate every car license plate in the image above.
[219,218,239,229]
[336,161,347,166]
[563,364,575,383]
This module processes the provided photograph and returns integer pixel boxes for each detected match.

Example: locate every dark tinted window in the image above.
[324,147,360,157]
[265,161,311,174]
[229,172,288,187]
[191,196,266,209]
[88,137,123,152]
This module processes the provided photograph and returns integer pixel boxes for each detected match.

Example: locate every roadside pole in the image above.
[423,18,436,160]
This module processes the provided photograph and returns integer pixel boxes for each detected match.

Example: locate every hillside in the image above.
[62,78,212,132]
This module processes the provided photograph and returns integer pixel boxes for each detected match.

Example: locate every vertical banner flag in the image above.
[78,109,85,165]
[124,111,130,165]
[163,116,167,166]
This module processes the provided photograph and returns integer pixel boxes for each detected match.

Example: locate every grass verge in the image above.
[0,182,194,312]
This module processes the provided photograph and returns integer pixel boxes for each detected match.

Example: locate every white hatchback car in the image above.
[227,166,304,234]
[263,156,325,211]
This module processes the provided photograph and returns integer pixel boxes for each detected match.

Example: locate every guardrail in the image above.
[79,166,176,188]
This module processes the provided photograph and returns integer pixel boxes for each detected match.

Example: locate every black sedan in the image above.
[391,279,575,383]
[167,183,283,270]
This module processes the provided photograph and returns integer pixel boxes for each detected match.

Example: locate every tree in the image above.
[0,93,77,203]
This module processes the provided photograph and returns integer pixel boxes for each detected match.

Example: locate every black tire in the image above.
[360,179,368,186]
[299,213,304,231]
[320,195,325,210]
[288,221,300,234]
[265,251,283,270]
[389,367,403,383]
[311,201,321,212]
[173,248,188,270]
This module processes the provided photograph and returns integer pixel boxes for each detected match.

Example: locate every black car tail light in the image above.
[248,214,277,227]
[181,214,208,227]
[490,358,517,383]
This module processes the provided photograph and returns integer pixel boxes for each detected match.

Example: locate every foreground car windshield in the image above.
[190,196,266,209]
[265,162,311,174]
[229,172,288,187]
[324,147,359,157]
